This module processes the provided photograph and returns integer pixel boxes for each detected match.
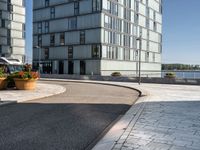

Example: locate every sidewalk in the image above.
[92,82,200,150]
[0,82,66,105]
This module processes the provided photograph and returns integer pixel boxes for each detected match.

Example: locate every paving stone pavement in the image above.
[74,81,200,150]
[112,101,200,150]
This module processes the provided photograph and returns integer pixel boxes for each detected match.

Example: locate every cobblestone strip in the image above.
[111,102,146,149]
[92,91,149,150]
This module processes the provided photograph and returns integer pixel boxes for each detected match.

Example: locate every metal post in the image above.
[138,35,142,85]
[136,35,142,85]
[38,47,41,74]
[34,46,41,75]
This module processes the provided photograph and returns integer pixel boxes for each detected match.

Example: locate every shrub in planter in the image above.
[6,74,15,88]
[111,72,122,77]
[11,64,39,90]
[164,72,176,79]
[0,68,7,90]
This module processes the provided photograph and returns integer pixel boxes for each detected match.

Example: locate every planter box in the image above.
[14,79,37,90]
[0,78,7,90]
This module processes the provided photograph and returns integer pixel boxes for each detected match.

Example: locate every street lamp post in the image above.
[34,46,41,74]
[136,35,142,85]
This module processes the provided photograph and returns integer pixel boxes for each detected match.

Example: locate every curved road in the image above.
[0,81,139,150]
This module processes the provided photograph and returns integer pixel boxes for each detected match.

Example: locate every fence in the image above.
[126,71,200,79]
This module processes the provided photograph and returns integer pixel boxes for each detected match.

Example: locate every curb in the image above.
[40,78,143,97]
[0,101,17,107]
[0,83,66,106]
[17,84,66,103]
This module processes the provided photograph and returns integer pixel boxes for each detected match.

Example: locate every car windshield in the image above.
[8,65,23,74]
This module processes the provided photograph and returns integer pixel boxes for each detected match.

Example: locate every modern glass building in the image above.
[0,0,26,62]
[33,0,162,76]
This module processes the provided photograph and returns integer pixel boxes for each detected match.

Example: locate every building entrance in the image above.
[80,61,86,75]
[68,61,74,74]
[59,61,64,74]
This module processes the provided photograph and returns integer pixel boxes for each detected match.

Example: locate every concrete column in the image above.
[64,61,68,74]
[74,60,80,75]
[52,60,58,74]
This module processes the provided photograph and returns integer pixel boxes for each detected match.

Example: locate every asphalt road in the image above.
[0,81,139,150]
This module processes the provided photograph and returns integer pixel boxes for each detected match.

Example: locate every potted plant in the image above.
[0,68,7,90]
[164,72,176,79]
[12,64,39,90]
[111,72,122,77]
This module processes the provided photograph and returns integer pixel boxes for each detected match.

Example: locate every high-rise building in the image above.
[0,0,26,62]
[33,0,162,76]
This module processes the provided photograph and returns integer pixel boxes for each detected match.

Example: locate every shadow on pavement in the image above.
[0,102,130,150]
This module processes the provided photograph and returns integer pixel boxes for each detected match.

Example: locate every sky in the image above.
[25,0,200,65]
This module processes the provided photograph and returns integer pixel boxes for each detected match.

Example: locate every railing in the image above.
[161,70,200,79]
[126,70,200,79]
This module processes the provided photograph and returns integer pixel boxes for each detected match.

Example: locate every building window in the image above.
[153,53,155,62]
[45,0,49,7]
[124,49,130,61]
[7,29,11,37]
[8,4,13,12]
[68,46,73,59]
[135,1,139,12]
[0,10,2,18]
[44,48,49,59]
[135,13,139,24]
[50,7,55,19]
[158,44,162,53]
[92,0,101,12]
[111,2,118,16]
[0,45,2,54]
[9,13,13,20]
[22,0,26,7]
[146,52,149,62]
[50,34,55,46]
[45,21,49,33]
[146,18,149,28]
[146,7,149,17]
[74,1,79,15]
[92,45,101,58]
[60,33,65,45]
[38,35,42,46]
[80,31,85,44]
[37,22,42,33]
[22,24,26,38]
[146,0,149,6]
[68,17,77,30]
[7,38,11,45]
[147,41,149,50]
[153,22,157,31]
[133,50,137,61]
[1,20,5,28]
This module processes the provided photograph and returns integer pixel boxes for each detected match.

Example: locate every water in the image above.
[162,71,200,79]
